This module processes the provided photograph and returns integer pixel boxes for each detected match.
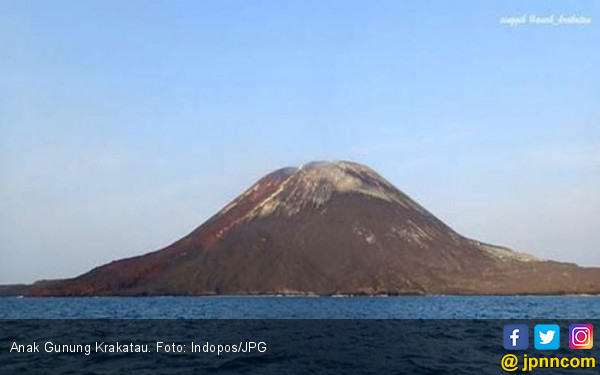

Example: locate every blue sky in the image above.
[1,1,599,283]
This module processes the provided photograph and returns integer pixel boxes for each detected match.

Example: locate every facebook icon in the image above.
[504,325,529,350]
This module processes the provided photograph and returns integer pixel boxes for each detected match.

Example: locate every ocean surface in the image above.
[1,295,599,318]
[2,298,599,374]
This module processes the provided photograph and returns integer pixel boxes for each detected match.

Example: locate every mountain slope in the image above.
[25,161,600,296]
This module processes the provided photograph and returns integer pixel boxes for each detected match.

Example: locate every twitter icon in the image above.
[535,325,560,350]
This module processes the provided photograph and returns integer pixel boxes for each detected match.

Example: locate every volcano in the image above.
[24,161,600,296]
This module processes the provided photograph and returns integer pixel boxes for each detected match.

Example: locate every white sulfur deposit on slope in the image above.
[249,161,431,217]
[475,242,539,262]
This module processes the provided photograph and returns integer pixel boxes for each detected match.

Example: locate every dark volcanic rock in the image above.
[0,284,28,296]
[24,161,600,296]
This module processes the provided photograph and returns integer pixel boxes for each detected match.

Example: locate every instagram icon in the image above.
[569,325,593,349]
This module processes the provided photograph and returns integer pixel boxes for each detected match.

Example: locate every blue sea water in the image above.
[2,298,599,374]
[1,296,599,319]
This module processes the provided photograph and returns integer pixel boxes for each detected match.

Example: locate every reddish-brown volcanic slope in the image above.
[25,161,600,296]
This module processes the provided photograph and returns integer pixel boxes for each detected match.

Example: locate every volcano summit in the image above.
[24,161,600,296]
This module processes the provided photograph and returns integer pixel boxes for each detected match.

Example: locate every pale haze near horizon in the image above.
[1,1,599,284]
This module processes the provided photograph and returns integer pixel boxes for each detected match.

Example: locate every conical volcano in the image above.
[26,161,600,296]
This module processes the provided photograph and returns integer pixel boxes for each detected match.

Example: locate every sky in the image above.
[1,0,599,284]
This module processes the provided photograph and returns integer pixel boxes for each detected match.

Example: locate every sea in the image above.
[2,296,599,374]
[1,295,599,318]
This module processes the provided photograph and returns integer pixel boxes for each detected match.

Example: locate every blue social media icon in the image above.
[504,325,529,350]
[535,324,560,350]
